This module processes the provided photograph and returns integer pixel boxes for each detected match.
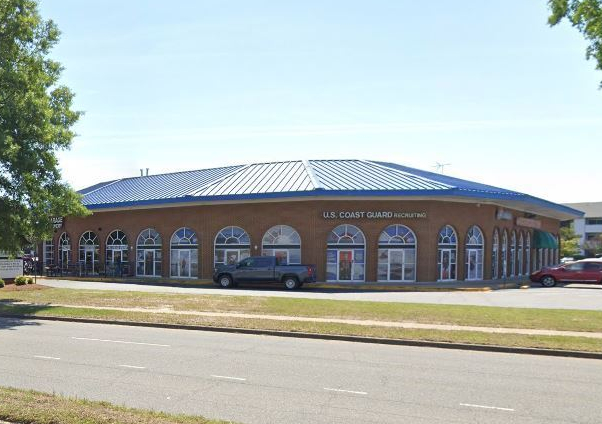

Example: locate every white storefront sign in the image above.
[322,211,427,219]
[0,259,23,280]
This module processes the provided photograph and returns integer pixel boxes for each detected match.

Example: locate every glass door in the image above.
[274,249,289,265]
[84,247,96,274]
[466,249,478,280]
[338,250,353,281]
[144,250,155,276]
[439,249,455,281]
[388,249,404,281]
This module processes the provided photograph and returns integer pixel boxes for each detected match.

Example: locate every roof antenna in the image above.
[146,168,149,176]
[433,162,451,173]
[140,169,143,177]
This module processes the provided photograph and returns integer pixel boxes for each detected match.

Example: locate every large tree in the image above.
[548,0,602,87]
[0,0,88,254]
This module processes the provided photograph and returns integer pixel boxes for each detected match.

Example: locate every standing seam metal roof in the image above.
[78,159,583,219]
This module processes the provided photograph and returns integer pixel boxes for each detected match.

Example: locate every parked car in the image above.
[213,256,317,290]
[529,259,602,287]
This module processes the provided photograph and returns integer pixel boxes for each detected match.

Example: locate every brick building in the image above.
[41,160,582,283]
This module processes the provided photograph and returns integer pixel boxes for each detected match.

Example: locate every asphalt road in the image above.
[1,318,601,424]
[42,278,602,310]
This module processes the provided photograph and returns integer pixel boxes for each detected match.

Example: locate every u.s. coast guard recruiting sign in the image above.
[322,211,427,219]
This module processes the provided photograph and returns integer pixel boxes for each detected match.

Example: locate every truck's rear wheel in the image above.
[283,276,300,290]
[218,275,234,288]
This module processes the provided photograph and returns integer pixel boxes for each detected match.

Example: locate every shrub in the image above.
[0,279,4,288]
[15,276,27,286]
[27,277,34,284]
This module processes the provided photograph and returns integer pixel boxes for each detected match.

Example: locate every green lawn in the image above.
[0,386,233,424]
[3,286,602,332]
[0,289,602,352]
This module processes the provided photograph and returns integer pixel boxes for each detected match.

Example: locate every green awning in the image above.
[533,230,558,249]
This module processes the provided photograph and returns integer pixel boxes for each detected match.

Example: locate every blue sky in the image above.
[39,0,602,203]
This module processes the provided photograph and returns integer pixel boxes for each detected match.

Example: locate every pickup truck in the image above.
[213,256,316,290]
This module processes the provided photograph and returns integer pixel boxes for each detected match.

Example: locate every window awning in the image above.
[533,230,558,249]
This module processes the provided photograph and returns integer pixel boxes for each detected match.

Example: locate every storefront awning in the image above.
[533,230,558,249]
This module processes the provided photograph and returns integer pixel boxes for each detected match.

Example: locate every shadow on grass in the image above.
[0,302,55,330]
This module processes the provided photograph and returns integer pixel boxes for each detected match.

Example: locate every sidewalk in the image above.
[5,301,601,340]
[38,275,526,292]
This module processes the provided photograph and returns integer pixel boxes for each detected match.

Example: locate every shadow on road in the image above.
[0,301,54,330]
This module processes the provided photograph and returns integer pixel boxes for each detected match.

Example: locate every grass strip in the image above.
[1,304,601,353]
[3,286,602,332]
[0,386,232,424]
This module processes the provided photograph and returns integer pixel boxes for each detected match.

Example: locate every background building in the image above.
[41,160,582,283]
[562,202,602,256]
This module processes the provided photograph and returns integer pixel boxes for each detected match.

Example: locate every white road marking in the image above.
[460,403,515,412]
[324,387,368,395]
[71,337,170,347]
[119,364,146,369]
[33,355,61,360]
[211,375,247,381]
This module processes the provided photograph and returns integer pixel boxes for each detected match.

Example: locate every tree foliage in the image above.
[0,0,88,253]
[560,224,582,257]
[548,0,602,87]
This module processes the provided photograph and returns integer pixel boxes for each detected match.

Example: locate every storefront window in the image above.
[437,225,457,281]
[58,232,71,267]
[79,231,100,274]
[501,230,508,278]
[262,225,301,265]
[492,229,499,280]
[526,232,531,273]
[326,224,365,282]
[214,226,250,267]
[518,232,524,276]
[510,231,517,277]
[136,228,162,277]
[377,225,416,282]
[171,227,198,278]
[465,226,484,281]
[43,240,54,266]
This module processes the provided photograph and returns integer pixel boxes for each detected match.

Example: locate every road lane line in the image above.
[211,375,247,381]
[324,387,368,395]
[460,403,515,412]
[71,337,170,347]
[33,355,61,360]
[119,364,146,370]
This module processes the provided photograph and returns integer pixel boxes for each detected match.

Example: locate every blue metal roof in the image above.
[78,159,583,219]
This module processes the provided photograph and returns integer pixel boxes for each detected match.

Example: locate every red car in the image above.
[530,259,602,287]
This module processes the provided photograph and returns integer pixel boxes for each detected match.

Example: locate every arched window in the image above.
[262,225,301,265]
[492,229,499,280]
[510,231,517,277]
[79,231,99,274]
[465,226,484,281]
[58,232,71,267]
[377,225,416,282]
[214,226,250,266]
[136,228,162,277]
[437,225,457,281]
[518,232,524,276]
[326,224,365,282]
[106,230,128,264]
[525,232,531,273]
[171,227,198,278]
[501,230,508,278]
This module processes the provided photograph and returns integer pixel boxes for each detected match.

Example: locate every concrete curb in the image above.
[2,314,601,360]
